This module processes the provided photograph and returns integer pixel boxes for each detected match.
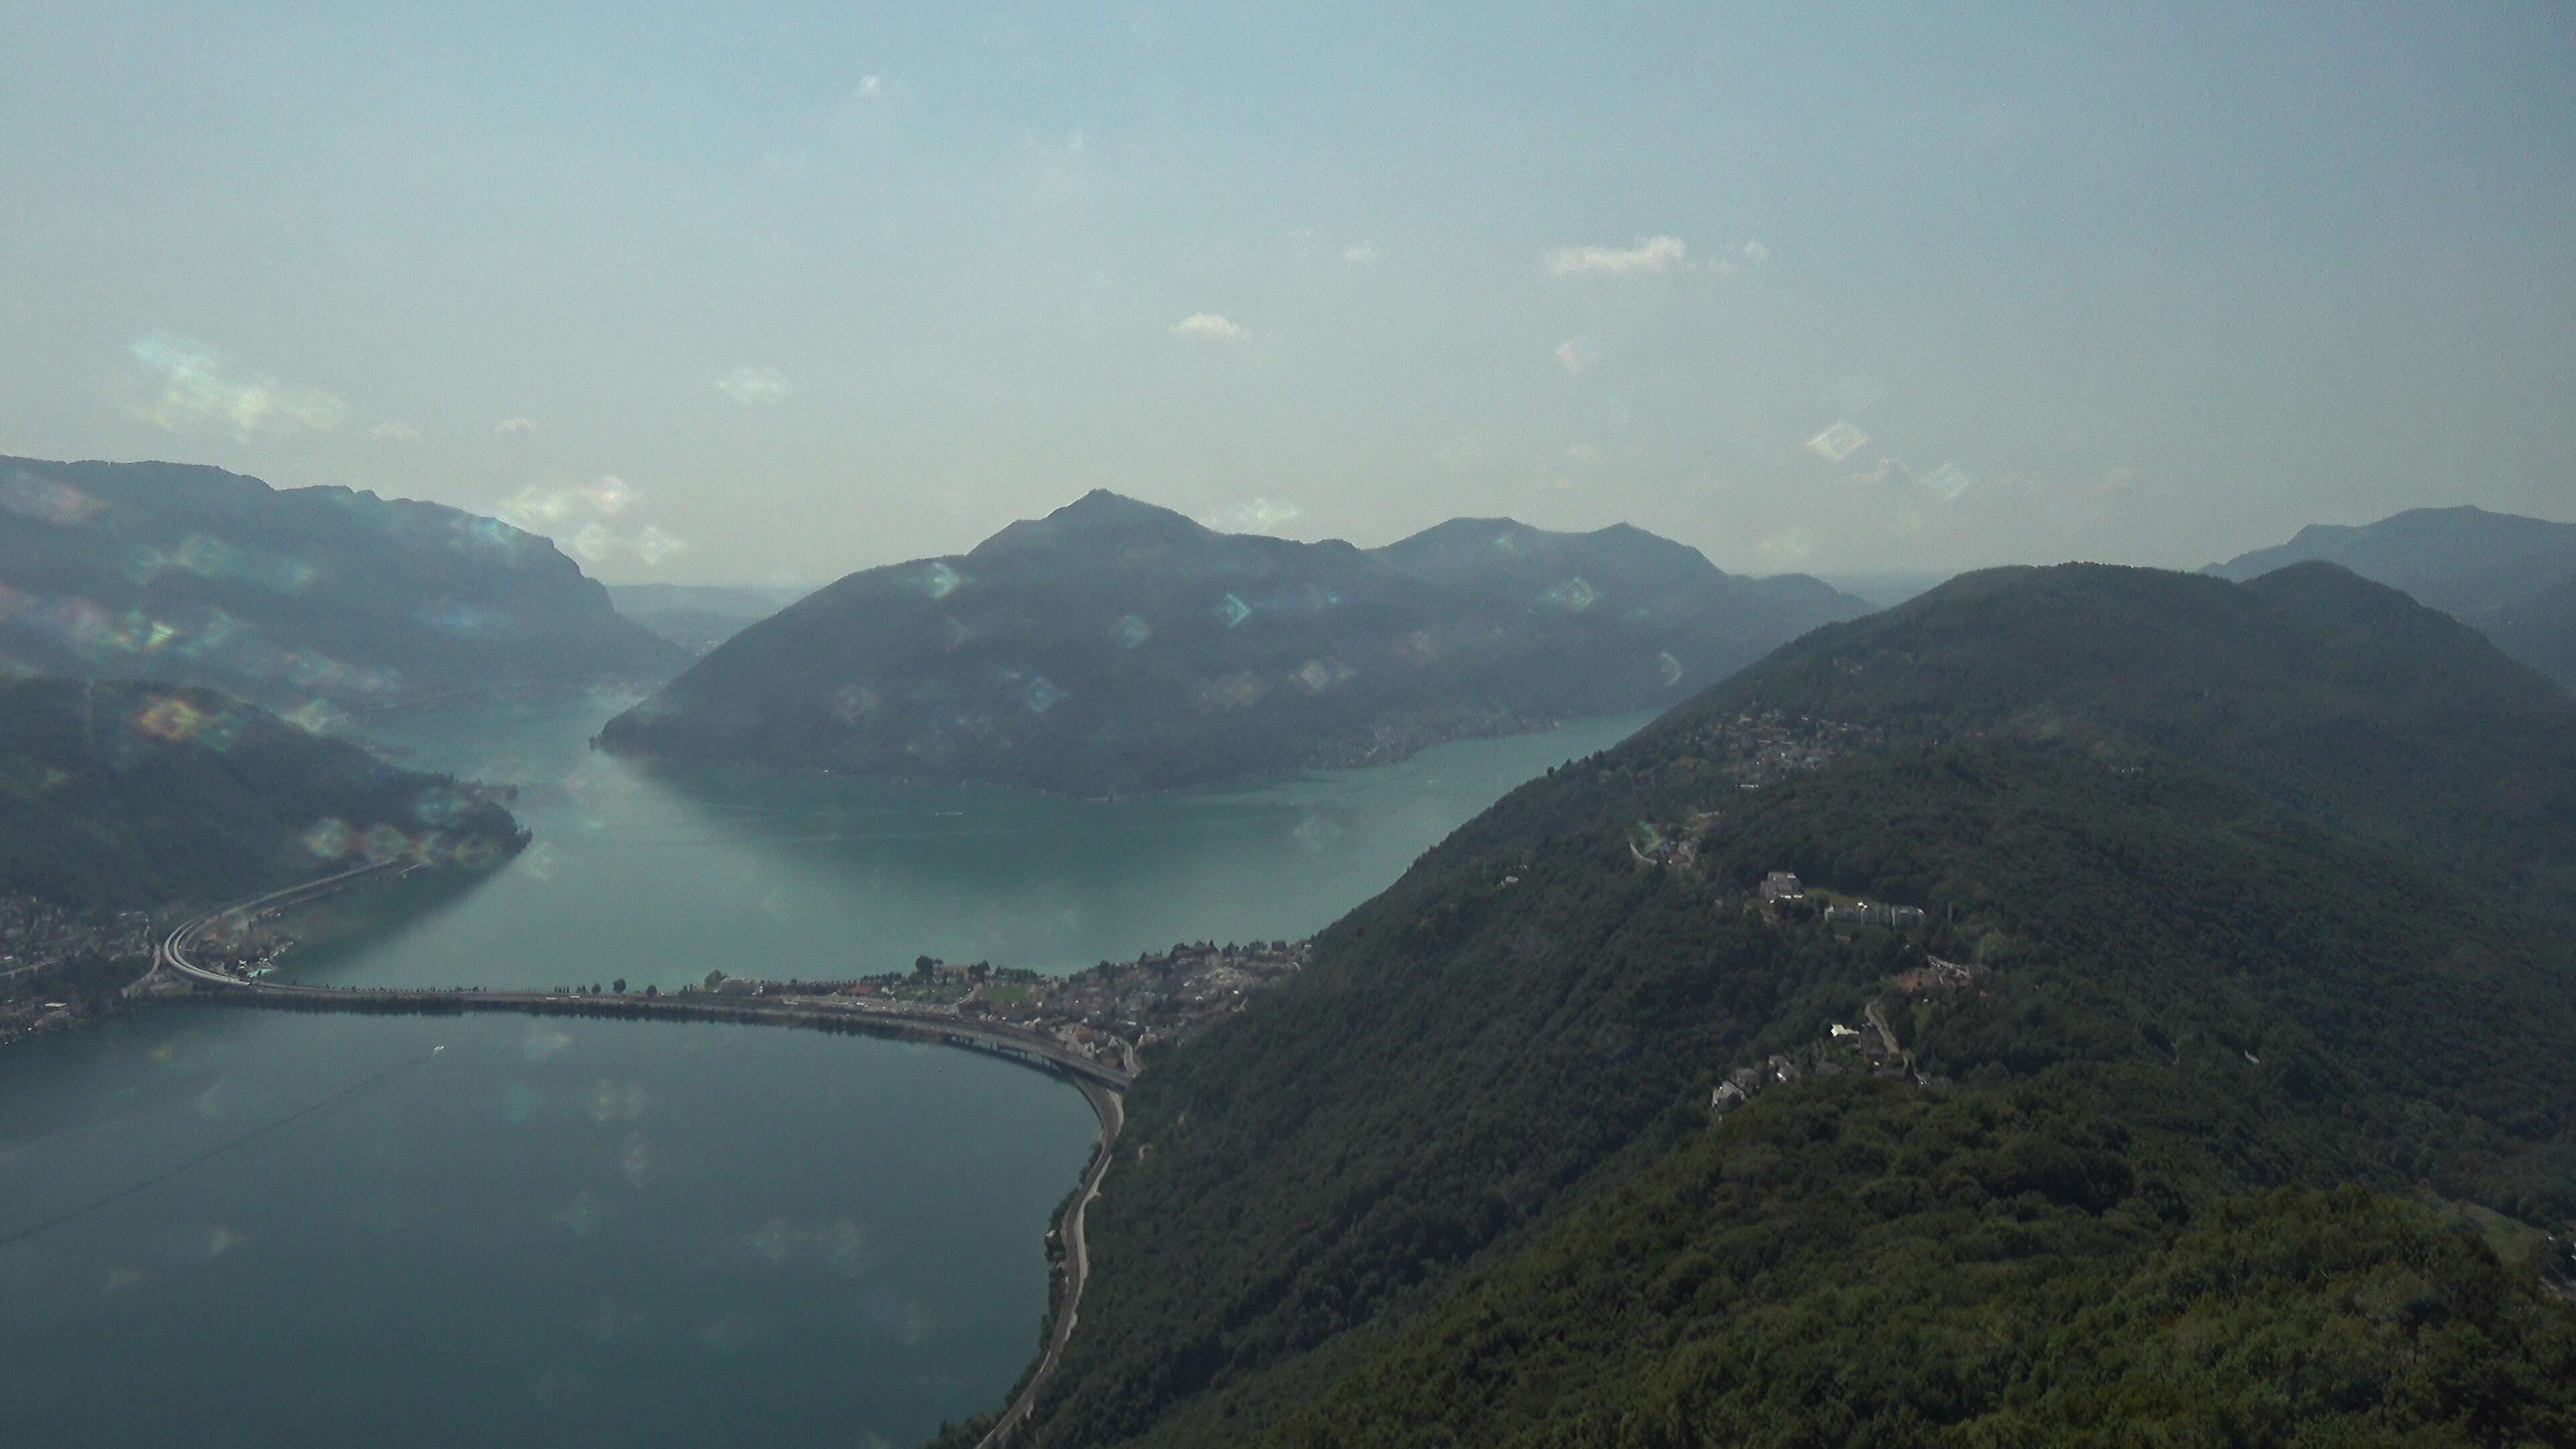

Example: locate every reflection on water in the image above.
[0,695,1637,1446]
[0,1009,1095,1449]
[288,696,1648,989]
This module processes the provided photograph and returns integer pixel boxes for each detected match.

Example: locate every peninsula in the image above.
[595,492,1869,794]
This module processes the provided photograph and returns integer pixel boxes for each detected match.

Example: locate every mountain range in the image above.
[0,455,686,717]
[951,559,2576,1448]
[2210,504,2576,687]
[598,492,1872,794]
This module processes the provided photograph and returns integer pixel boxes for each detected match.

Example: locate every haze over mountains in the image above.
[605,582,813,655]
[967,560,2576,1448]
[599,491,1871,794]
[2211,504,2576,687]
[4,451,2572,1440]
[0,455,686,718]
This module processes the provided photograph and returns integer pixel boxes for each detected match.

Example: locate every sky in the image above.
[4,1,2571,585]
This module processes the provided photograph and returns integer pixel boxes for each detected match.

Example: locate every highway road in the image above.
[154,875,1133,1091]
[979,1076,1125,1448]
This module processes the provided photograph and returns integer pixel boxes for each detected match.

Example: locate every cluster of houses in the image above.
[1825,900,1927,929]
[1754,872,1928,929]
[693,937,1314,1069]
[1710,1008,1950,1118]
[1666,710,1883,792]
[1705,871,1996,1118]
[0,896,158,1046]
[978,938,1312,1059]
[0,896,154,983]
[1892,955,1984,994]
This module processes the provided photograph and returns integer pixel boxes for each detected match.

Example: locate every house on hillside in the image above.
[1761,872,1805,902]
[1824,900,1929,929]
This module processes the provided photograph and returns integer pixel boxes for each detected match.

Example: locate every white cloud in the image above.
[1171,313,1250,343]
[1199,497,1301,535]
[1342,243,1377,265]
[1554,338,1590,374]
[715,366,794,406]
[1805,421,1869,464]
[1546,235,1688,276]
[854,74,883,101]
[127,333,345,440]
[1848,453,1911,486]
[1921,462,1978,500]
[583,476,634,515]
[501,475,688,570]
[495,417,537,435]
[497,486,575,529]
[370,421,421,443]
[1756,528,1816,568]
[1564,443,1600,463]
[1740,238,1770,266]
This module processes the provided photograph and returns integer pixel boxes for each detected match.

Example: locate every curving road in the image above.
[978,1076,1124,1448]
[154,877,1132,1091]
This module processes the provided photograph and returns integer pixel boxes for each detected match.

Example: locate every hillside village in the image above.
[1705,867,1982,1120]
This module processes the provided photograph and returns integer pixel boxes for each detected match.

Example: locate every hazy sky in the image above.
[5,2,2571,584]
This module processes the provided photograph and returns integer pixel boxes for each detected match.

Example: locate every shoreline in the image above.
[142,867,1132,1442]
[591,706,1626,802]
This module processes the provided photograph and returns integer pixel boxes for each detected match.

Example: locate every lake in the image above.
[0,697,1645,1447]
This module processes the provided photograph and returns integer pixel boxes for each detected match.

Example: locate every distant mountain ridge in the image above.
[598,492,1873,793]
[0,455,688,716]
[606,582,813,655]
[2210,504,2576,686]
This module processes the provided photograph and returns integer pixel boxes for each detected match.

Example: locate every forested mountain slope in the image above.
[1636,561,2576,905]
[2489,574,2576,693]
[598,493,1869,794]
[972,562,2576,1449]
[0,455,686,715]
[2210,504,2576,687]
[0,677,523,912]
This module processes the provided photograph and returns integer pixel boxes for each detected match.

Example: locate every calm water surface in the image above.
[290,696,1649,988]
[0,696,1645,1447]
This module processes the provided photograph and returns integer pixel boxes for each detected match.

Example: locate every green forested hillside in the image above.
[2490,574,2576,692]
[0,676,525,912]
[0,455,686,713]
[600,493,1868,794]
[2209,504,2576,688]
[973,562,2576,1449]
[1636,561,2576,905]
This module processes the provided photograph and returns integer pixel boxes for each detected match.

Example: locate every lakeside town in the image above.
[1,876,1316,1075]
[686,937,1314,1071]
[0,896,156,1046]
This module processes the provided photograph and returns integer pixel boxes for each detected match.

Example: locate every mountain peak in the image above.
[1059,488,1176,522]
[967,491,1214,563]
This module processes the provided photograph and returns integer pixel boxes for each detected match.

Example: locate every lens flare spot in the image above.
[134,696,209,742]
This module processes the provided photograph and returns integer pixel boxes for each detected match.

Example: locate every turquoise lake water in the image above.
[0,698,1645,1446]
